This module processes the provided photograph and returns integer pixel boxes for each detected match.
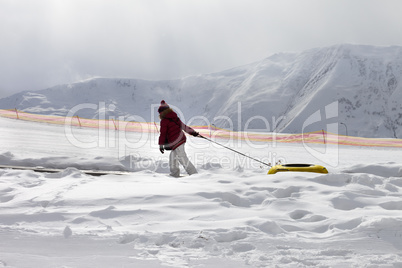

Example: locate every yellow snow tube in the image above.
[268,164,328,175]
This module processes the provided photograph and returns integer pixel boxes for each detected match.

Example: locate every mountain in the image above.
[1,44,402,138]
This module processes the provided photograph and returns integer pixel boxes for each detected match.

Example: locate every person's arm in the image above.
[179,119,199,136]
[158,120,168,153]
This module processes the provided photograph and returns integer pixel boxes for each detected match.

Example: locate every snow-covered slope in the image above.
[1,44,402,138]
[1,116,402,267]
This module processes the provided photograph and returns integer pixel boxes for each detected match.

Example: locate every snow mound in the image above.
[343,163,402,177]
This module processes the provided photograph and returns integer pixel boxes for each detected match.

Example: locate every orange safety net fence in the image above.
[1,109,402,148]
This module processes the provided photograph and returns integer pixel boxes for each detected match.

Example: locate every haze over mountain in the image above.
[1,44,401,138]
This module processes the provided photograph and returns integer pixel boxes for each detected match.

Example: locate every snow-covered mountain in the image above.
[1,44,402,138]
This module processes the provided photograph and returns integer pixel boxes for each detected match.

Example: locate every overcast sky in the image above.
[1,0,402,98]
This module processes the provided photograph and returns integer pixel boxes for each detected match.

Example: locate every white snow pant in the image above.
[169,144,197,177]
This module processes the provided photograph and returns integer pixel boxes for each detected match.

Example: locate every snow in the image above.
[1,116,402,267]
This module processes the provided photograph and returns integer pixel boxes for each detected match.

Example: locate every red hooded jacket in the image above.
[158,108,197,150]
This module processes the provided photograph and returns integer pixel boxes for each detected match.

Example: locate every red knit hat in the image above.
[158,100,170,113]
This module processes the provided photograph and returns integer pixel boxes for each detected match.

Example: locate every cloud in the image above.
[1,0,402,98]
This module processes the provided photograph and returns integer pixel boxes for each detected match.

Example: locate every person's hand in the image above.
[192,131,199,137]
[159,145,164,154]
